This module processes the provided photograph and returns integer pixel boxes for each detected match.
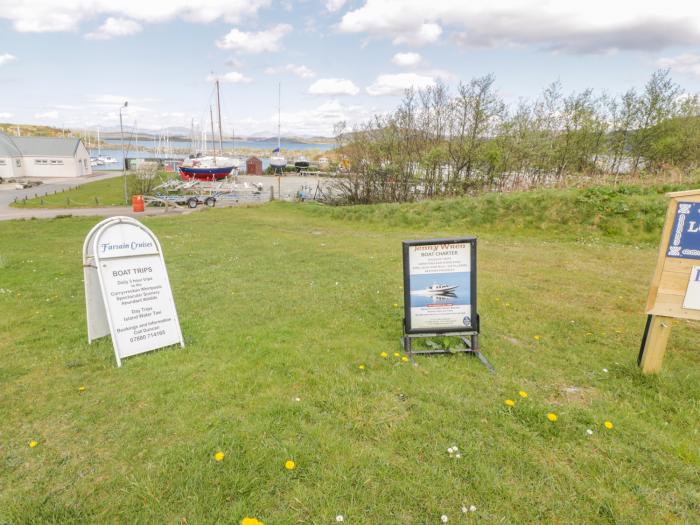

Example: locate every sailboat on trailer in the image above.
[179,79,240,181]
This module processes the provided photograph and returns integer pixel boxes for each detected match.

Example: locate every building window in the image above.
[16,159,21,167]
[35,159,48,165]
[0,159,6,165]
[49,159,64,165]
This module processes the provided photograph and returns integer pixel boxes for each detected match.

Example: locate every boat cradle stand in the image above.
[401,318,495,373]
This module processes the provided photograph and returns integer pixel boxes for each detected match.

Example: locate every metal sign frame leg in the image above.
[401,328,494,373]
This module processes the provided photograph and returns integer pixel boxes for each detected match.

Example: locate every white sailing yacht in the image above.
[179,79,240,180]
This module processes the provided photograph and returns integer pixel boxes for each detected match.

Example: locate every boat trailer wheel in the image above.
[205,197,216,208]
[187,198,198,208]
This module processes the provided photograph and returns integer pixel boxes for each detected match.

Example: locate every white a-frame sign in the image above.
[83,216,184,367]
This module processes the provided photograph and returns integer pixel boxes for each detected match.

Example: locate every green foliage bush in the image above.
[308,181,699,244]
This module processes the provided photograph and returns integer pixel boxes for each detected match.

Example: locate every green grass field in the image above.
[11,173,180,208]
[1,194,698,524]
[11,175,135,208]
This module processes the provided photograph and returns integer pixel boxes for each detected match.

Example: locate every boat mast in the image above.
[209,105,216,160]
[97,126,101,157]
[190,118,195,156]
[216,79,224,156]
[277,82,281,151]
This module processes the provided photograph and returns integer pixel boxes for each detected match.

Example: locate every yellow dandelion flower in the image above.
[393,303,399,308]
[358,364,365,370]
[401,356,409,362]
[546,412,558,422]
[534,335,541,341]
[604,421,614,430]
[78,386,86,392]
[518,390,528,398]
[394,352,400,357]
[214,451,225,462]
[241,518,264,525]
[504,399,515,407]
[29,440,38,448]
[380,352,388,358]
[505,302,511,307]
[284,459,296,470]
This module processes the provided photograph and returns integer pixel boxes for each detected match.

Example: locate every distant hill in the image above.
[0,123,75,138]
[76,126,334,144]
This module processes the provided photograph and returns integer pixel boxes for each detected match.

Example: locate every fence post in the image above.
[270,186,275,201]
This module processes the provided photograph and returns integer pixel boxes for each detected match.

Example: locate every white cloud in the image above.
[308,78,360,96]
[0,1,271,32]
[34,110,59,119]
[657,53,700,78]
[366,72,436,96]
[339,0,700,53]
[264,64,315,78]
[0,53,17,66]
[216,24,292,53]
[235,99,373,135]
[225,57,244,68]
[0,112,13,119]
[394,23,442,46]
[207,71,253,83]
[87,95,133,106]
[325,0,347,12]
[392,52,421,67]
[85,17,142,40]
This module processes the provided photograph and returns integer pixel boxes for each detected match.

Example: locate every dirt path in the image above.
[0,205,196,221]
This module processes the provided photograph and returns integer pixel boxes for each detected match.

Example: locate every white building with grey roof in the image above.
[0,132,92,179]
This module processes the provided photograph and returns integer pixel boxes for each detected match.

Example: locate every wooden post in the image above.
[639,315,673,374]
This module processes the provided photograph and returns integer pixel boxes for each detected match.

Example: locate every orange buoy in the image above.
[132,195,145,212]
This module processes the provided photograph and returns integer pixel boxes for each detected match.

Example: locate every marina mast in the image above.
[209,105,216,159]
[216,79,224,155]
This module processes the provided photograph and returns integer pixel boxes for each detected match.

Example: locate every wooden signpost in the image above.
[83,216,184,367]
[640,189,700,373]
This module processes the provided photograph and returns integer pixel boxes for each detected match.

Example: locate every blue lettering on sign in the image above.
[667,202,700,259]
[99,240,153,253]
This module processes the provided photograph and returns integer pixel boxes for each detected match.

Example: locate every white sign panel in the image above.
[403,239,476,333]
[83,217,184,367]
[683,266,700,310]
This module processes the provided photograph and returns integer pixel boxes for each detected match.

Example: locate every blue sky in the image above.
[1,0,700,136]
